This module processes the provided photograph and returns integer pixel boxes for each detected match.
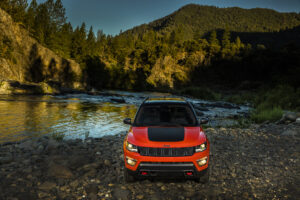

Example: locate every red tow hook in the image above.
[186,171,193,176]
[141,171,148,175]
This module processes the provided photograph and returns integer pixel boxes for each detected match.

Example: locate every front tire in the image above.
[124,169,135,182]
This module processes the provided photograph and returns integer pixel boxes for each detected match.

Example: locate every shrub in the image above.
[251,103,283,123]
[254,85,300,111]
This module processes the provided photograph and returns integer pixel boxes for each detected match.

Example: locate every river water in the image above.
[0,91,249,143]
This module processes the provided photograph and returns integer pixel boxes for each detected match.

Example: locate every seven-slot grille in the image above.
[138,146,195,157]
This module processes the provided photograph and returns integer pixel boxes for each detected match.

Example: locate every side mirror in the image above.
[123,118,132,125]
[199,119,208,125]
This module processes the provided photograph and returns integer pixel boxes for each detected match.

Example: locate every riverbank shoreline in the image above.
[0,122,299,199]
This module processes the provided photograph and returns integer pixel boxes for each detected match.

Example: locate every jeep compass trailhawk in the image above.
[123,97,210,182]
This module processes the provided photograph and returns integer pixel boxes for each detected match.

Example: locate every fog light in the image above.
[197,157,207,166]
[126,156,137,166]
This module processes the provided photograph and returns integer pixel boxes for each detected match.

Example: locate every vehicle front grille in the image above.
[138,146,195,157]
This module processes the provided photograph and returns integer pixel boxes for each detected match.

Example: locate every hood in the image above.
[127,126,206,148]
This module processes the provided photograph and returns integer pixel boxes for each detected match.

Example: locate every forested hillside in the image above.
[125,4,300,45]
[1,1,299,113]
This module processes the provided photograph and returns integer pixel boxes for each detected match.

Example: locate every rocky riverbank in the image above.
[0,123,299,200]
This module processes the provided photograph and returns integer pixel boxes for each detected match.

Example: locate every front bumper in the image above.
[123,142,210,176]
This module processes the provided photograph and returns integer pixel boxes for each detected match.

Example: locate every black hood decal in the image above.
[148,127,184,142]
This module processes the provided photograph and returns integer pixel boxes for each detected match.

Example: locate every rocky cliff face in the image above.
[0,8,83,94]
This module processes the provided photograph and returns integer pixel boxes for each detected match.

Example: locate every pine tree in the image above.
[221,29,230,49]
[87,26,96,56]
[25,0,38,31]
[209,30,219,45]
[71,23,87,62]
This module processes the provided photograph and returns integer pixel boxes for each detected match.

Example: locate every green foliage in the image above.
[254,85,300,111]
[1,1,299,117]
[250,104,283,123]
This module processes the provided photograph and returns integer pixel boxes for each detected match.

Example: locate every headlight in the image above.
[126,141,138,152]
[195,142,207,152]
[197,156,208,166]
[126,156,137,166]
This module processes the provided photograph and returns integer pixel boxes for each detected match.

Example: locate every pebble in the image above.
[0,124,298,199]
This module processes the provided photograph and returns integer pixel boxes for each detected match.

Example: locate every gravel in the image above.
[0,123,299,199]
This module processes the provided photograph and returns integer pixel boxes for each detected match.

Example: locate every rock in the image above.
[67,155,90,169]
[48,163,73,179]
[37,192,48,198]
[197,102,240,109]
[18,140,33,150]
[38,181,57,191]
[283,112,298,122]
[86,184,98,195]
[296,118,300,124]
[69,180,79,188]
[110,98,126,103]
[104,159,111,166]
[113,187,130,200]
[59,185,71,192]
[136,194,144,199]
[89,193,97,200]
[45,139,59,152]
[281,130,298,137]
[192,103,209,111]
[195,110,204,116]
[0,156,13,164]
[84,169,97,177]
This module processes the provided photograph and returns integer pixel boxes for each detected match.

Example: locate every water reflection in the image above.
[0,95,137,143]
[0,93,249,143]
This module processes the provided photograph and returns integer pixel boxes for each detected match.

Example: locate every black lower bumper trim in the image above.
[128,162,207,178]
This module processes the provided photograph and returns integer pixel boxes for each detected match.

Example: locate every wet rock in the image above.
[197,102,240,109]
[48,163,73,179]
[195,110,204,116]
[296,118,300,124]
[110,98,126,103]
[18,140,33,150]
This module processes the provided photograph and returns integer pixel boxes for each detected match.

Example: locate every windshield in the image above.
[134,104,197,126]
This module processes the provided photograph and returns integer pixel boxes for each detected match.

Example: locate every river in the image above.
[0,91,249,143]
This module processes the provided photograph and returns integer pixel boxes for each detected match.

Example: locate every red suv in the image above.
[123,97,210,182]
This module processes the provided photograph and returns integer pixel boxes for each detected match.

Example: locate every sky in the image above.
[35,0,300,35]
